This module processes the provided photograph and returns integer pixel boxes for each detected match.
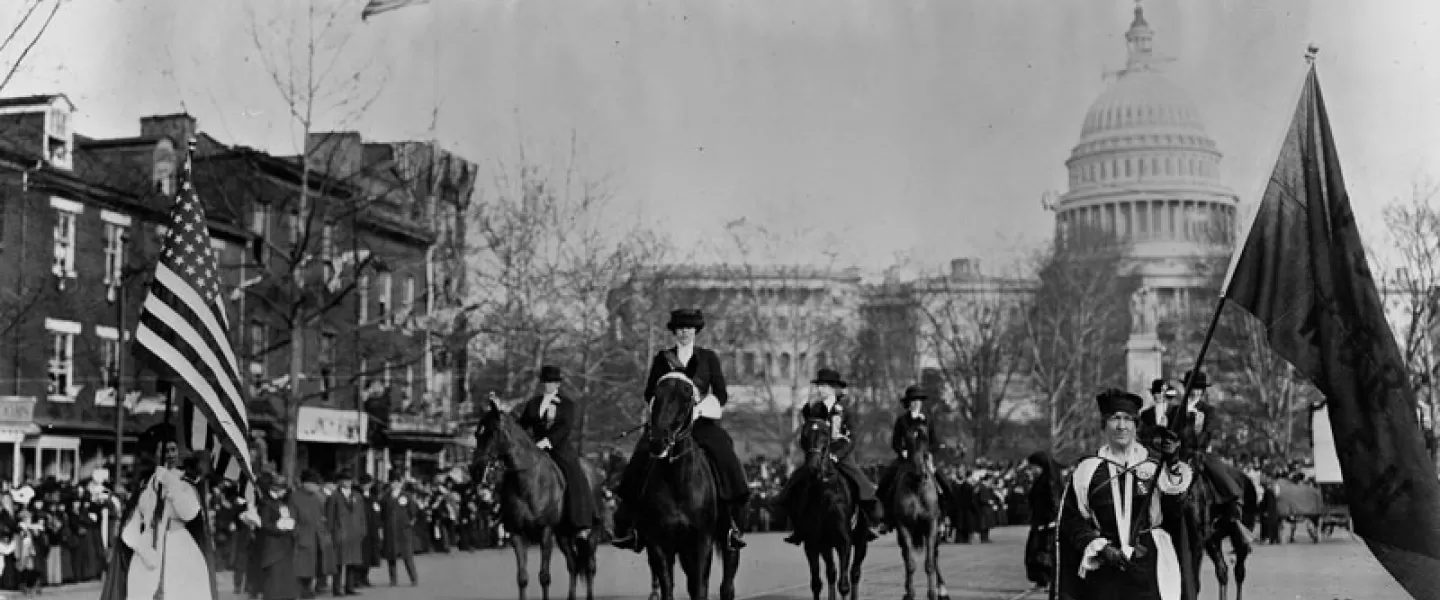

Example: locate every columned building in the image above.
[1052,3,1238,324]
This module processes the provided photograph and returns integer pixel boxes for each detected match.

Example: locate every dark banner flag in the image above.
[1223,63,1440,598]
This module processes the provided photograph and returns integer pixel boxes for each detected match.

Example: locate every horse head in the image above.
[470,392,535,486]
[647,373,698,460]
[798,417,836,480]
[900,419,933,476]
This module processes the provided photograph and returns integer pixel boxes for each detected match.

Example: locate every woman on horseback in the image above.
[874,385,946,534]
[775,368,883,546]
[512,365,597,538]
[610,308,752,552]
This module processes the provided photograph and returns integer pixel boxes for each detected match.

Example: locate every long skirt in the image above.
[126,527,214,600]
[45,548,62,585]
[1023,526,1054,586]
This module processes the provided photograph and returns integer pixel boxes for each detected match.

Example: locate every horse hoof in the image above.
[648,594,660,600]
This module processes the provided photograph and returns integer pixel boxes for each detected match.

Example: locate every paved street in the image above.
[32,526,1414,600]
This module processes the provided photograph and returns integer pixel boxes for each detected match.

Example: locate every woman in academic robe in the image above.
[1054,390,1196,600]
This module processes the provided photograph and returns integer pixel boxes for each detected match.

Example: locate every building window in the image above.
[358,275,370,323]
[779,353,791,379]
[403,365,413,405]
[743,352,756,379]
[320,331,336,397]
[816,351,828,370]
[377,273,392,326]
[102,221,127,286]
[402,276,415,325]
[51,198,81,280]
[247,320,267,385]
[45,318,79,401]
[359,358,369,390]
[321,224,335,281]
[383,360,393,388]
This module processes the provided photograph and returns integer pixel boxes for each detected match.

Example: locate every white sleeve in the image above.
[164,472,203,522]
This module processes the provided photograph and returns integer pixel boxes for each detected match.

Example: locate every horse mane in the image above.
[477,402,543,472]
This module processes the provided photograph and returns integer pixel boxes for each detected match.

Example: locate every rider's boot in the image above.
[609,502,644,553]
[862,499,883,541]
[724,500,749,551]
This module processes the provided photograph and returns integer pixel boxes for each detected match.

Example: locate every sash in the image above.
[663,350,685,372]
[1071,456,1181,600]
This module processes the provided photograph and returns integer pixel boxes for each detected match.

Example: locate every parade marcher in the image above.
[611,308,752,551]
[291,469,331,599]
[324,470,366,596]
[106,423,215,600]
[1140,379,1176,441]
[776,369,883,546]
[379,470,419,587]
[359,473,381,588]
[876,385,952,521]
[513,365,597,537]
[1023,451,1062,591]
[1055,389,1195,600]
[256,471,301,600]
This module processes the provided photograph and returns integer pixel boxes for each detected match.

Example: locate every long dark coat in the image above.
[290,487,331,578]
[379,489,418,560]
[257,496,301,600]
[324,489,368,568]
[515,393,597,530]
[363,487,382,567]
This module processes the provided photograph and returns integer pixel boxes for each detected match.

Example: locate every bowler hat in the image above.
[1183,370,1209,389]
[1095,389,1143,416]
[666,308,705,331]
[899,385,928,404]
[538,365,563,383]
[1150,379,1166,394]
[811,368,847,389]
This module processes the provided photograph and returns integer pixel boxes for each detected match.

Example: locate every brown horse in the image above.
[472,396,600,600]
[794,417,868,600]
[885,419,949,600]
[636,373,741,600]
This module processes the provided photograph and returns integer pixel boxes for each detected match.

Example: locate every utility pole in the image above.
[108,230,140,490]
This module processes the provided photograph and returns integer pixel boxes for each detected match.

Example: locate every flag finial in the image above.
[1305,44,1319,64]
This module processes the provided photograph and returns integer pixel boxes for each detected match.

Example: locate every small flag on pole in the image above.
[1222,55,1440,599]
[362,0,432,21]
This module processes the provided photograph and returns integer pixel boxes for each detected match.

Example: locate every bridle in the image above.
[801,418,836,480]
[648,372,699,461]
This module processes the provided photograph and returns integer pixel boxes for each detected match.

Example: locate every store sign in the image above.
[0,397,36,423]
[391,413,454,435]
[297,407,366,444]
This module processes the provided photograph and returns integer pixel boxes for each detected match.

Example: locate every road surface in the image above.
[37,526,1412,599]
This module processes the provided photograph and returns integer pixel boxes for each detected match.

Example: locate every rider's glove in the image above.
[536,439,553,450]
[1099,545,1130,570]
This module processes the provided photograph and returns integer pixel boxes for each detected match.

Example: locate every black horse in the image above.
[885,418,949,600]
[635,373,741,600]
[793,417,868,600]
[1183,459,1256,600]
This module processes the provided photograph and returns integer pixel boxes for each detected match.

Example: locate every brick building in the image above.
[0,94,477,484]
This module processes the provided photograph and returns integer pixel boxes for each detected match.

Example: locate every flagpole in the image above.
[1173,45,1322,427]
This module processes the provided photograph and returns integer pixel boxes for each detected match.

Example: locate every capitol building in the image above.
[1051,2,1239,326]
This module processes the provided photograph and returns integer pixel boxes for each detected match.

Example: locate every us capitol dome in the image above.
[1052,2,1239,315]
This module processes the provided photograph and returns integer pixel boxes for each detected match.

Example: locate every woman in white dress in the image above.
[120,423,213,600]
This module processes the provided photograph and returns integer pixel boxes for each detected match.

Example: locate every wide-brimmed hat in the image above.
[1183,370,1209,389]
[1096,389,1142,416]
[666,308,705,331]
[899,385,928,404]
[538,365,563,383]
[1149,379,1166,394]
[811,368,847,389]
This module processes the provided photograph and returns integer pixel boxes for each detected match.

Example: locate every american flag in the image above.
[134,139,256,490]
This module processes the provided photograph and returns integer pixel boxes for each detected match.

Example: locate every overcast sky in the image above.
[8,0,1440,276]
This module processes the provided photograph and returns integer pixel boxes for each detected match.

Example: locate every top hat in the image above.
[811,368,848,389]
[1096,389,1143,416]
[666,308,705,331]
[1183,370,1209,389]
[538,365,563,383]
[1150,379,1166,394]
[900,385,928,404]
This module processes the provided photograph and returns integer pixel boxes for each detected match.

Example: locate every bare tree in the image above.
[1020,225,1135,457]
[1381,178,1440,458]
[233,0,395,480]
[467,137,667,454]
[915,263,1030,458]
[847,273,923,462]
[0,0,64,94]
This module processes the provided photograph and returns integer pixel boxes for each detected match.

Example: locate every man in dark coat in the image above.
[611,308,752,551]
[291,469,331,599]
[323,470,366,596]
[379,471,419,586]
[513,365,597,536]
[359,474,381,588]
[256,472,301,600]
[775,369,883,545]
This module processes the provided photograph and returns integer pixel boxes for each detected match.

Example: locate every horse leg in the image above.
[850,535,867,600]
[896,526,916,600]
[511,532,531,600]
[805,543,823,600]
[1229,521,1251,600]
[923,528,939,600]
[646,545,672,600]
[539,528,556,600]
[837,539,853,600]
[555,534,579,600]
[1203,533,1229,600]
[931,527,949,600]
[822,546,839,600]
[678,535,711,600]
[718,538,740,600]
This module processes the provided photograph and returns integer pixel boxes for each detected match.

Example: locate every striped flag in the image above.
[134,139,256,487]
[361,0,431,20]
